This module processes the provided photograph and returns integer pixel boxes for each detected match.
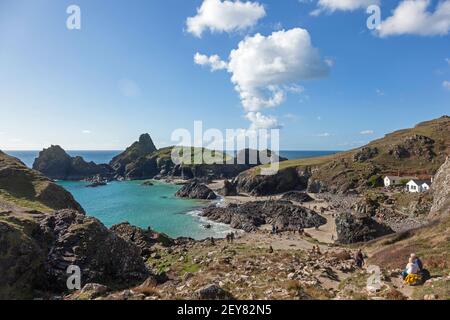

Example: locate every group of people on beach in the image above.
[225,232,235,243]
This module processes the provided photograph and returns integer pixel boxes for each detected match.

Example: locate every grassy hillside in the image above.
[0,151,84,213]
[253,116,449,193]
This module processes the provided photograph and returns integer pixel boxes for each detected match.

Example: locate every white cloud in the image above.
[195,28,329,129]
[311,0,379,15]
[227,28,329,112]
[82,130,92,134]
[194,53,228,71]
[186,0,266,37]
[317,132,331,137]
[245,111,281,130]
[443,80,450,90]
[377,0,450,37]
[118,79,141,98]
[360,130,374,135]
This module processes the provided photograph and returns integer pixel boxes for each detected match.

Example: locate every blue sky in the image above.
[0,0,449,151]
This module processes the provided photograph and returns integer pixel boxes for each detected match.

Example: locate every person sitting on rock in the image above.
[354,249,365,268]
[410,253,423,271]
[401,257,419,279]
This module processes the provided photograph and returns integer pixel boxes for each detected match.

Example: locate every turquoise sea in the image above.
[57,179,231,240]
[7,149,339,239]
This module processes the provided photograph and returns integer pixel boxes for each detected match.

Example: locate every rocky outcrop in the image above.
[32,146,114,180]
[335,212,394,244]
[281,191,314,203]
[430,157,450,218]
[110,222,173,256]
[218,180,238,196]
[109,134,157,178]
[40,210,150,292]
[201,201,326,232]
[388,135,435,161]
[353,147,378,162]
[234,167,311,196]
[0,208,151,299]
[0,151,84,213]
[175,180,217,200]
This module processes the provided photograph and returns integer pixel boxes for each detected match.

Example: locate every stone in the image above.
[195,284,234,300]
[175,180,217,200]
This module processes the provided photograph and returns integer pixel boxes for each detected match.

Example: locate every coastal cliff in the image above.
[32,145,114,181]
[234,116,450,196]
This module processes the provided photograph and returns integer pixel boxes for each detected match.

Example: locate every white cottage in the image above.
[406,179,432,193]
[384,176,416,187]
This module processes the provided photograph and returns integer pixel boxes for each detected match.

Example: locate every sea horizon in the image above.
[6,149,342,169]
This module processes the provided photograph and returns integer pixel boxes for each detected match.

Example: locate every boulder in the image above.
[195,284,234,300]
[201,201,326,232]
[175,180,217,200]
[218,180,238,196]
[335,212,394,244]
[40,210,150,291]
[110,222,174,256]
[234,167,310,196]
[281,191,314,203]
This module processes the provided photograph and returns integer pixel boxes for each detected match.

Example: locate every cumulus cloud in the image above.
[317,132,331,137]
[227,28,330,112]
[186,0,266,37]
[377,0,450,37]
[311,0,379,15]
[443,80,450,90]
[195,28,330,129]
[194,53,228,71]
[360,130,374,135]
[246,111,281,130]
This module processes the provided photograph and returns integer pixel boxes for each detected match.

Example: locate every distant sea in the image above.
[6,149,339,239]
[6,150,339,169]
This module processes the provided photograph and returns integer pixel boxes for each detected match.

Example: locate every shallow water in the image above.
[57,180,233,240]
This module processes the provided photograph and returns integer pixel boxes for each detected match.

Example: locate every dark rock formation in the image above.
[388,135,435,160]
[281,191,314,203]
[40,210,150,291]
[110,222,173,256]
[335,212,393,244]
[218,180,238,196]
[195,284,234,300]
[175,180,217,200]
[32,146,114,180]
[234,167,310,196]
[201,201,326,232]
[109,134,157,178]
[353,147,378,162]
[0,208,150,298]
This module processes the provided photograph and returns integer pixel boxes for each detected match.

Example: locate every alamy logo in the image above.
[66,5,81,30]
[66,265,81,290]
[366,5,381,30]
[170,121,280,176]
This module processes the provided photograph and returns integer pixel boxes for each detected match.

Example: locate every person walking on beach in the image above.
[354,249,365,268]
